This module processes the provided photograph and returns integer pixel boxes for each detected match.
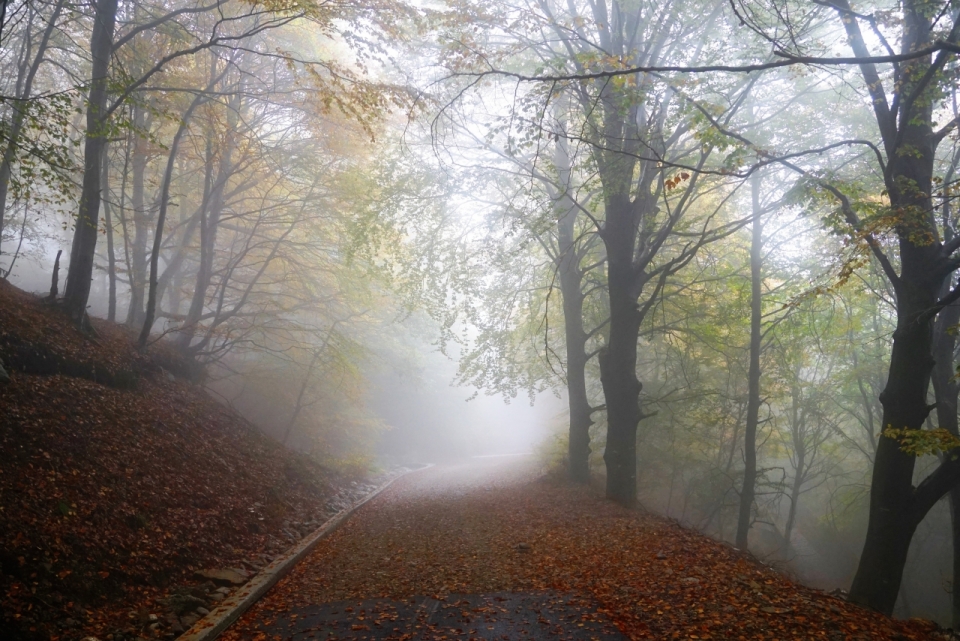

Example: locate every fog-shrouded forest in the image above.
[3,0,960,632]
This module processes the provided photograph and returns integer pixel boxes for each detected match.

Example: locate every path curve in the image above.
[217,456,941,641]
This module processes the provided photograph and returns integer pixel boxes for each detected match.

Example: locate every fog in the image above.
[369,341,565,465]
[2,0,960,630]
[6,232,566,470]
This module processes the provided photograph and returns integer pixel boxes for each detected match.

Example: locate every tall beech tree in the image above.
[437,0,755,505]
[62,0,120,323]
[534,0,749,505]
[455,121,607,483]
[724,0,960,614]
[551,133,605,482]
[807,0,960,614]
[735,172,764,550]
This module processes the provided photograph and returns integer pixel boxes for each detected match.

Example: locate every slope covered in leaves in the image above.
[224,460,948,641]
[0,280,343,641]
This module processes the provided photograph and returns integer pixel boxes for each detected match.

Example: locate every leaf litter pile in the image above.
[0,280,348,641]
[224,461,948,641]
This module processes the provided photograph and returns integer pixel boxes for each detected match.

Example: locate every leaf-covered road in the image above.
[221,457,943,640]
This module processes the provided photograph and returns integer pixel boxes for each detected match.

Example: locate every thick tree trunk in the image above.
[931,271,960,624]
[63,0,119,323]
[599,194,642,506]
[848,250,941,612]
[736,173,763,550]
[572,0,715,508]
[951,487,960,627]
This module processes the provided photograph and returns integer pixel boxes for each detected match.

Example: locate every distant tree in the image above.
[438,0,754,505]
[0,0,69,253]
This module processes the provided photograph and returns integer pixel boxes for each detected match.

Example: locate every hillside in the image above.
[0,280,360,641]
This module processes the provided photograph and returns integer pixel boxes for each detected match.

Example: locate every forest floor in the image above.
[0,280,379,641]
[223,457,950,641]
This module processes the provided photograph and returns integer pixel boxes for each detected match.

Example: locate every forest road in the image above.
[219,455,626,640]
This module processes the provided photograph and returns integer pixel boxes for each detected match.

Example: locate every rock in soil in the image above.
[193,568,248,586]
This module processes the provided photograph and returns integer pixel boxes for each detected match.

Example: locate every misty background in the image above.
[1,0,959,629]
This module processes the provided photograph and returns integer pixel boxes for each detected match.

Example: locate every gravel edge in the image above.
[177,466,426,641]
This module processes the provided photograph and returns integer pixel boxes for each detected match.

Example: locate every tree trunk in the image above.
[126,105,149,326]
[784,455,803,547]
[284,349,323,446]
[153,154,193,310]
[138,95,205,348]
[951,487,960,628]
[564,318,592,483]
[554,134,593,483]
[3,204,30,279]
[848,242,941,614]
[178,89,238,351]
[63,0,120,323]
[115,115,134,309]
[599,194,642,506]
[930,266,960,625]
[784,385,804,547]
[153,211,200,310]
[102,142,117,322]
[48,249,62,300]
[177,158,229,351]
[736,172,763,550]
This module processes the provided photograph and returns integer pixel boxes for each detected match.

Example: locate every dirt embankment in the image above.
[0,280,357,641]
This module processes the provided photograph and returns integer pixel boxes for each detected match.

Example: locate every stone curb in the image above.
[178,466,427,641]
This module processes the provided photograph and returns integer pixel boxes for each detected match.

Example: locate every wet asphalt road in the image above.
[256,592,624,640]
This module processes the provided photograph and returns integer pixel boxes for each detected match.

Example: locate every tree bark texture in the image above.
[63,0,119,322]
[599,193,643,506]
[930,271,960,625]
